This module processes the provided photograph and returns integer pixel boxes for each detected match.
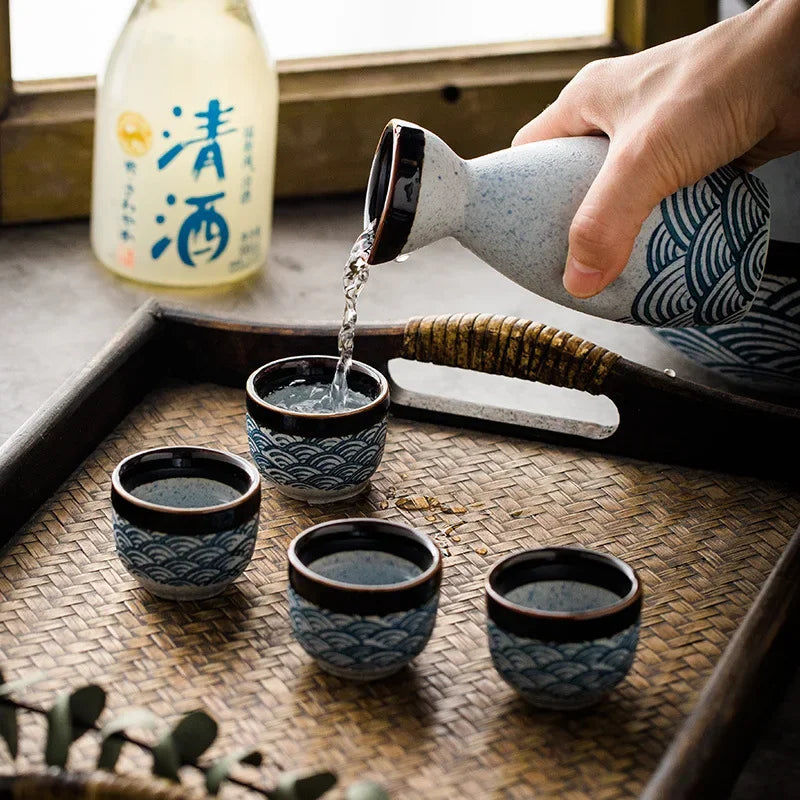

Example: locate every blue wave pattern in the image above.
[113,512,258,588]
[631,167,769,326]
[488,621,639,709]
[288,588,438,680]
[246,413,387,492]
[657,274,800,386]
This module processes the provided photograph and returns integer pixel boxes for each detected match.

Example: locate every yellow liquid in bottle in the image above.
[91,1,278,287]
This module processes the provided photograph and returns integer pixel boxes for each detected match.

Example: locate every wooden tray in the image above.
[1,301,799,800]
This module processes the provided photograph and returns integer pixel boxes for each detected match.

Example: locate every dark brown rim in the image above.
[364,119,425,265]
[288,518,442,614]
[486,547,642,641]
[246,355,390,437]
[111,446,261,536]
[246,355,388,420]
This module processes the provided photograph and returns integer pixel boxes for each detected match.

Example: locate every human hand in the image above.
[512,0,800,298]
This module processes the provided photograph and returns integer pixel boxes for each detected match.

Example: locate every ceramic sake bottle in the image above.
[91,0,278,288]
[364,119,771,327]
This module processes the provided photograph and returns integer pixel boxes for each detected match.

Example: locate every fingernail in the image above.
[563,256,605,298]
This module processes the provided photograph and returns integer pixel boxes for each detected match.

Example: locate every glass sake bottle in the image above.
[91,0,278,287]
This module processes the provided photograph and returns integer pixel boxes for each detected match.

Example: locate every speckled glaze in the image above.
[289,588,439,680]
[288,519,442,681]
[111,447,261,601]
[113,512,259,601]
[246,356,389,504]
[486,548,642,709]
[365,120,770,327]
[487,620,640,710]
[246,414,387,503]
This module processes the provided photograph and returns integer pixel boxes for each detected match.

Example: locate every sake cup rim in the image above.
[111,445,261,522]
[486,546,641,624]
[289,517,441,595]
[246,355,389,420]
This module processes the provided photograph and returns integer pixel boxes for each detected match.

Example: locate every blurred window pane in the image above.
[11,0,609,82]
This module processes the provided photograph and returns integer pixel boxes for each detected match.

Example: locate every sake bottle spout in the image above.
[364,119,467,265]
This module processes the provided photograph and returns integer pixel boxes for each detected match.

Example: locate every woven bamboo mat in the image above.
[2,379,799,799]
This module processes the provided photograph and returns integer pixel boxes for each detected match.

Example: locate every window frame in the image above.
[0,0,716,224]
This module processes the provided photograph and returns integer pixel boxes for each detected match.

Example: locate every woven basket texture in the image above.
[1,380,798,799]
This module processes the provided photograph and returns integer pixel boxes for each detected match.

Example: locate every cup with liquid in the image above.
[111,446,261,600]
[486,547,642,709]
[245,355,390,504]
[288,518,442,680]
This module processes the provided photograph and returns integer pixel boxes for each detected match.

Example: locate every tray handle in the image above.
[400,313,620,395]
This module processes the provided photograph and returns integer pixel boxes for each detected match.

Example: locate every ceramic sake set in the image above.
[246,356,389,503]
[365,119,800,392]
[111,444,642,706]
[109,355,643,706]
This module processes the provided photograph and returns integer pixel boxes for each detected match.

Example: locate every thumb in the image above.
[563,143,671,298]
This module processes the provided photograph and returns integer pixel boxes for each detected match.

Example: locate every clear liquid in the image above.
[266,381,372,414]
[264,223,375,414]
[329,222,376,407]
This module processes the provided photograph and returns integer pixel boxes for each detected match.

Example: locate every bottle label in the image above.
[96,92,272,285]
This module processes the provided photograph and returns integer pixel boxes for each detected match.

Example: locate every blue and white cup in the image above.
[288,518,442,681]
[111,446,261,601]
[486,547,642,709]
[246,356,390,504]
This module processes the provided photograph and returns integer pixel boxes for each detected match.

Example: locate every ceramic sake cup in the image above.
[486,547,642,709]
[111,446,261,601]
[246,356,390,504]
[288,518,442,680]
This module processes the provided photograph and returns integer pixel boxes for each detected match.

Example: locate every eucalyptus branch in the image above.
[5,696,275,798]
[1,675,384,800]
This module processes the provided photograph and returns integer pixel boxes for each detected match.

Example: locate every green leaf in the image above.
[170,710,217,762]
[151,736,181,782]
[152,710,218,782]
[0,702,17,760]
[346,781,390,800]
[44,685,107,768]
[205,748,263,794]
[98,709,161,771]
[272,770,338,800]
[0,671,46,698]
[0,669,45,760]
[0,668,10,762]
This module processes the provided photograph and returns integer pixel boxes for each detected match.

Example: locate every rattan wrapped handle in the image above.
[400,313,620,395]
[0,773,195,799]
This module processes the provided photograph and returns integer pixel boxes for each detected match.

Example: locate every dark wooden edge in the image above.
[161,306,800,483]
[640,522,800,800]
[0,299,166,545]
[602,360,800,480]
[158,305,404,388]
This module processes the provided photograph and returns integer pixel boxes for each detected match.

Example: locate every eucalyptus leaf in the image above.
[170,710,217,762]
[272,770,338,800]
[152,710,218,782]
[151,736,182,782]
[346,781,390,800]
[44,685,107,768]
[98,708,161,771]
[205,748,263,794]
[0,702,17,760]
[0,670,46,697]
